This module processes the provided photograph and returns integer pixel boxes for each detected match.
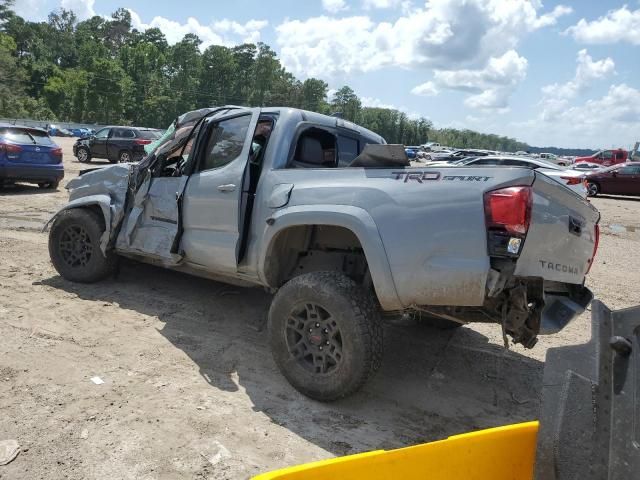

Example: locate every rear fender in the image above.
[43,195,113,254]
[258,204,402,311]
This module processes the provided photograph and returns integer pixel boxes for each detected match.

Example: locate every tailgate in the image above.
[514,172,600,284]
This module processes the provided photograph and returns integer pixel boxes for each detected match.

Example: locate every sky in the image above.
[12,0,640,149]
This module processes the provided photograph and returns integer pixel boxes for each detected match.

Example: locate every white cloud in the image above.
[322,0,349,14]
[417,50,527,111]
[276,1,571,110]
[514,84,640,148]
[566,5,640,45]
[362,0,402,9]
[13,0,48,20]
[128,10,268,49]
[411,81,439,96]
[540,49,615,120]
[532,5,573,29]
[60,0,95,20]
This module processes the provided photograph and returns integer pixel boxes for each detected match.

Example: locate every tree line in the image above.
[0,1,529,151]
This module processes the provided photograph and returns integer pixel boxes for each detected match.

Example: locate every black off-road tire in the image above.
[268,271,383,402]
[48,208,117,283]
[587,182,599,197]
[76,146,91,163]
[413,311,463,330]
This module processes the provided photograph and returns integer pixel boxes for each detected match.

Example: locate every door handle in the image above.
[217,184,236,192]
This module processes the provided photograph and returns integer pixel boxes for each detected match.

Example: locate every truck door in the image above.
[180,109,260,273]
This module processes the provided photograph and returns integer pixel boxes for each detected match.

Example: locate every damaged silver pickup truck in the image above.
[46,106,600,401]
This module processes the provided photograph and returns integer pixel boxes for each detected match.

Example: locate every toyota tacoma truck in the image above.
[46,106,600,401]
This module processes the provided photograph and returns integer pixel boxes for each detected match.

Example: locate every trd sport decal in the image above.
[391,171,492,183]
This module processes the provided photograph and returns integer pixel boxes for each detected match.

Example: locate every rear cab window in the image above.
[337,135,359,167]
[287,123,383,169]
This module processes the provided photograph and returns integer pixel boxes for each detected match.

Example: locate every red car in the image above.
[575,149,628,167]
[585,162,640,197]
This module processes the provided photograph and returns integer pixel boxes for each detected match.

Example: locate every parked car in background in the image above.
[404,146,420,159]
[584,162,640,197]
[48,125,74,137]
[575,149,628,167]
[422,149,490,163]
[539,152,571,166]
[571,162,602,172]
[0,124,64,189]
[420,142,442,152]
[69,127,94,138]
[433,155,588,197]
[73,126,163,163]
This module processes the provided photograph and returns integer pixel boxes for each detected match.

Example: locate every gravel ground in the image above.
[0,137,638,479]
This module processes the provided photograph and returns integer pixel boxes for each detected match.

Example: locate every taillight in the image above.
[52,147,63,158]
[484,186,532,235]
[134,139,152,145]
[586,224,600,274]
[560,176,582,185]
[484,186,533,257]
[0,142,22,154]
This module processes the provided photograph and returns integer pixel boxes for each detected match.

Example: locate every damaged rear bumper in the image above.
[539,286,593,335]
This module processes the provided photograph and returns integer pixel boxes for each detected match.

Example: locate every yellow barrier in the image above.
[253,421,539,480]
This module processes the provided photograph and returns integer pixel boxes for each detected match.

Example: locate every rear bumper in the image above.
[0,163,65,183]
[539,286,593,334]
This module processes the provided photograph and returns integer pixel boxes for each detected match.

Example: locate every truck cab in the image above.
[575,148,628,167]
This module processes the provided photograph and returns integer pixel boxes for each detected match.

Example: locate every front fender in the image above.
[258,204,403,311]
[42,195,113,254]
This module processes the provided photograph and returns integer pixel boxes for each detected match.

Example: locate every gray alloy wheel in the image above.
[76,147,90,163]
[587,182,599,197]
[119,150,131,163]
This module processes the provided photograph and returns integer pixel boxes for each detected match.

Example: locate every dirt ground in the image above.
[1,138,639,479]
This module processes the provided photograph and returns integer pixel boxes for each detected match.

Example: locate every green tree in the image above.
[301,78,328,112]
[199,45,236,106]
[331,86,361,122]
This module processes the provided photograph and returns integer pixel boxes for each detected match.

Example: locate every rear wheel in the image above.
[118,150,131,163]
[587,182,599,197]
[268,271,383,401]
[49,208,117,283]
[76,146,91,163]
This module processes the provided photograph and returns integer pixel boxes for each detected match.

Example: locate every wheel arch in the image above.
[43,195,113,254]
[258,205,402,311]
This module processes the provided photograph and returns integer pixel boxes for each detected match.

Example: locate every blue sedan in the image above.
[0,124,65,189]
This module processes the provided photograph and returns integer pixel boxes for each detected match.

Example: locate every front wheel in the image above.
[587,182,599,197]
[48,208,118,283]
[268,271,383,402]
[76,146,91,163]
